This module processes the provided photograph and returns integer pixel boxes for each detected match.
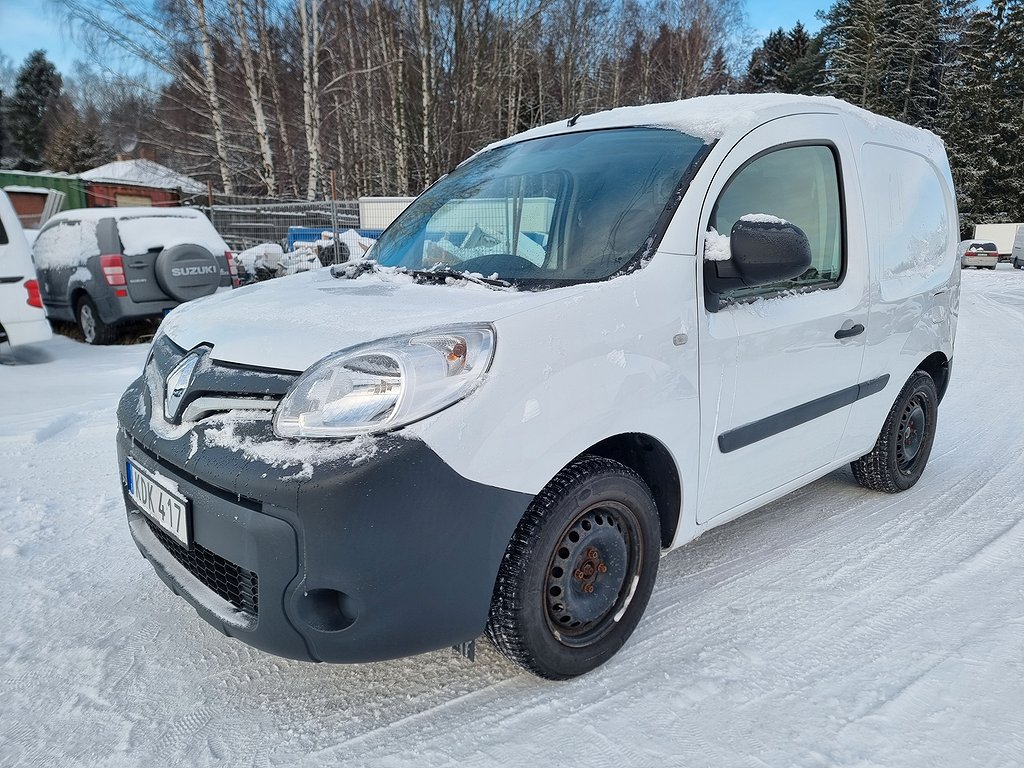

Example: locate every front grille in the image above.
[147,520,259,617]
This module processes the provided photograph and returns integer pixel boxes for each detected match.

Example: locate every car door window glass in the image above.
[710,145,843,301]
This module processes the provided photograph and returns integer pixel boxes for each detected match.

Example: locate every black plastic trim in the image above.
[0,275,23,284]
[718,374,890,454]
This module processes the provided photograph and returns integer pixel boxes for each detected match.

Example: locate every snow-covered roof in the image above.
[3,185,53,194]
[78,159,206,194]
[485,94,934,152]
[44,206,207,225]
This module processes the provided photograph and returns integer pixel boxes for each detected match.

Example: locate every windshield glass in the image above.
[372,128,706,287]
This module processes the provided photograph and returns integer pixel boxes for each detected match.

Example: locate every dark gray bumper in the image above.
[116,375,532,663]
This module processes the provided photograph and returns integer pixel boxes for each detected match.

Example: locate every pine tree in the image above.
[819,0,888,109]
[878,0,942,125]
[4,51,63,171]
[745,23,826,94]
[746,28,790,91]
[42,102,110,173]
[932,2,996,232]
[989,0,1024,221]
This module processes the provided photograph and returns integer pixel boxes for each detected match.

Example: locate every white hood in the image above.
[160,267,559,371]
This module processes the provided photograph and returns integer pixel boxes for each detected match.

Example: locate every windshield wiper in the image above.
[404,265,513,289]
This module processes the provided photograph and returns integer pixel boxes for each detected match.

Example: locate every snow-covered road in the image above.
[2,267,1022,767]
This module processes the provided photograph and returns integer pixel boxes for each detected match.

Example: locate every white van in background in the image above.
[0,191,51,348]
[1011,226,1024,269]
[973,222,1023,261]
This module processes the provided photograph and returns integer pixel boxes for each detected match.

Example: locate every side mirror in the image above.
[704,218,813,296]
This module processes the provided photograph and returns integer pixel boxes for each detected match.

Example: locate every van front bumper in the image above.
[116,376,532,663]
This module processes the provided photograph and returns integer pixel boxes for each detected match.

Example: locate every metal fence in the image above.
[196,199,359,260]
[189,196,415,265]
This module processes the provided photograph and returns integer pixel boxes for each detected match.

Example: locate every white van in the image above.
[1012,226,1024,269]
[115,94,959,679]
[0,191,51,348]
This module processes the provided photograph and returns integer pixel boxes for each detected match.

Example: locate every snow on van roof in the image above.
[45,206,206,224]
[484,94,938,151]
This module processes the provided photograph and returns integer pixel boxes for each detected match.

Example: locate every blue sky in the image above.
[0,2,81,75]
[747,0,826,36]
[0,0,828,79]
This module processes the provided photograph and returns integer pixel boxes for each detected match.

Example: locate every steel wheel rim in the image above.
[896,392,928,473]
[80,305,96,342]
[544,500,643,648]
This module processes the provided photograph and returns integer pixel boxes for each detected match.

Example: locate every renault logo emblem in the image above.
[164,352,202,422]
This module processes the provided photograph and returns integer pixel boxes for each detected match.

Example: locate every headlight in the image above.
[274,325,494,438]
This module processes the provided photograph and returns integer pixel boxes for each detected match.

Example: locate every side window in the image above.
[32,224,69,270]
[31,221,99,270]
[709,145,844,301]
[0,216,8,245]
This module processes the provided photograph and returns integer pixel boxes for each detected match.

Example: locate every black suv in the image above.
[31,207,238,343]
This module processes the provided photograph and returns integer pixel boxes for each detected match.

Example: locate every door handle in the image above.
[834,323,865,339]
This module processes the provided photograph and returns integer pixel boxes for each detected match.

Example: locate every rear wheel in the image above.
[76,296,118,345]
[486,456,660,679]
[851,370,938,493]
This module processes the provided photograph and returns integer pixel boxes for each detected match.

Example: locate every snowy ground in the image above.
[1,266,1022,767]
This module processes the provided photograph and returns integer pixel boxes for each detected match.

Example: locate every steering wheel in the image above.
[457,253,544,277]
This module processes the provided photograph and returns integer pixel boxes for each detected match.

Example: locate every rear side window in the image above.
[861,144,952,300]
[0,217,7,245]
[31,220,101,269]
[709,145,844,301]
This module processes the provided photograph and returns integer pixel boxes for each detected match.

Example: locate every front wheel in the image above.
[851,370,938,493]
[486,456,660,679]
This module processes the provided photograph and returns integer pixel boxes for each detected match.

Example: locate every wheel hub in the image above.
[546,507,631,636]
[897,395,928,470]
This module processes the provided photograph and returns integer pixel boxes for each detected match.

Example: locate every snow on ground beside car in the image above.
[1,267,1023,767]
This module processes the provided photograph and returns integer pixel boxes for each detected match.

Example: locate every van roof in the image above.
[485,94,940,154]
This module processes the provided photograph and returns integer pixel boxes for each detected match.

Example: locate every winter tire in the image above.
[486,455,660,679]
[76,296,118,345]
[851,370,938,493]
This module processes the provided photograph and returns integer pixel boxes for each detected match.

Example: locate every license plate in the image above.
[126,460,191,547]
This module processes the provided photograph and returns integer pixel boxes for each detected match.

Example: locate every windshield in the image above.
[372,128,706,287]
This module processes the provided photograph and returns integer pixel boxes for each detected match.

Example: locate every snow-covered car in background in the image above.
[31,207,239,344]
[959,240,999,269]
[0,191,51,348]
[116,94,959,680]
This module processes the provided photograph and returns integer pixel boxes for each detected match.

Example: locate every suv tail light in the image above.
[100,254,127,286]
[25,279,43,308]
[225,251,240,288]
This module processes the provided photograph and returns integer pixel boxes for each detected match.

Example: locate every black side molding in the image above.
[718,374,890,454]
[0,275,24,284]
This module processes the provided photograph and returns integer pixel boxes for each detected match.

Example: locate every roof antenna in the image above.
[567,111,583,127]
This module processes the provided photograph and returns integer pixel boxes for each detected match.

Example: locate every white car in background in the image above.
[0,191,51,348]
[959,239,999,269]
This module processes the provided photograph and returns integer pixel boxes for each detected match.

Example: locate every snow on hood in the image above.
[159,267,557,371]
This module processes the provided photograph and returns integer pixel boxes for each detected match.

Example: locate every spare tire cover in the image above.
[155,244,222,302]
